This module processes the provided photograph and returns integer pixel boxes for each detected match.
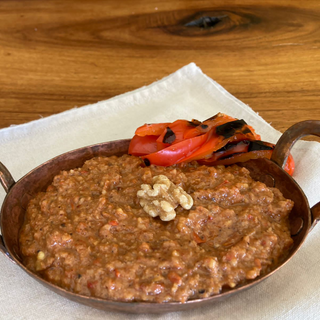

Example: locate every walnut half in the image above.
[137,175,193,221]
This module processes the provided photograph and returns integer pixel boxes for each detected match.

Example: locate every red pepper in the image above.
[199,150,274,166]
[87,280,97,289]
[199,150,295,176]
[134,120,203,152]
[247,125,261,140]
[284,154,295,176]
[198,140,295,175]
[157,120,199,146]
[193,232,206,244]
[129,114,294,175]
[128,135,159,156]
[205,140,251,162]
[114,268,120,278]
[177,129,222,163]
[142,133,208,166]
[181,132,255,163]
[205,140,274,162]
[184,113,236,139]
[178,121,258,163]
[135,122,170,136]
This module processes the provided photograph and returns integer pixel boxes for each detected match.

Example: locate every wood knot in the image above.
[185,15,227,29]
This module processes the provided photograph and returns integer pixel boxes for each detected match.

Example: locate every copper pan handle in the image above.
[271,120,320,230]
[0,162,15,193]
[0,162,16,262]
[311,202,320,231]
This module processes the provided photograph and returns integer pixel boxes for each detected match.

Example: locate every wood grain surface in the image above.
[0,0,319,138]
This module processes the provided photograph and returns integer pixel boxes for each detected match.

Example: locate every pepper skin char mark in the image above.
[216,120,248,138]
[163,127,176,144]
[248,141,274,152]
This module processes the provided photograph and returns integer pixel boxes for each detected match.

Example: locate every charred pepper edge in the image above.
[215,119,248,139]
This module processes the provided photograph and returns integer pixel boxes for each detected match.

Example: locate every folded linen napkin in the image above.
[0,63,319,320]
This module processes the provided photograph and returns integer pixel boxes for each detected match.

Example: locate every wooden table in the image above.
[0,0,319,138]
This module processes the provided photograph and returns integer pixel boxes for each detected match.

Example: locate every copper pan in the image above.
[0,120,320,314]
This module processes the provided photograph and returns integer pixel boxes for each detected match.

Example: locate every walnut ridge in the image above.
[137,175,193,221]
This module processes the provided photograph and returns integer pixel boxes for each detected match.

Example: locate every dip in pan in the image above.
[19,155,293,303]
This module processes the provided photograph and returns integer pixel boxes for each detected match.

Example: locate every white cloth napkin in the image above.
[0,63,319,320]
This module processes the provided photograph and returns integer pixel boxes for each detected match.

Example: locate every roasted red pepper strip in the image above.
[205,140,251,162]
[284,154,295,176]
[198,149,295,176]
[199,140,274,164]
[128,135,159,156]
[178,133,254,163]
[156,120,201,150]
[178,121,258,163]
[142,133,208,166]
[184,113,236,139]
[135,122,170,137]
[199,150,274,166]
[206,140,274,162]
[247,125,261,140]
